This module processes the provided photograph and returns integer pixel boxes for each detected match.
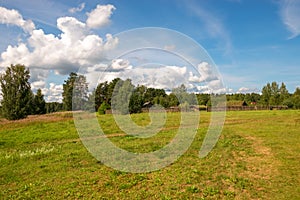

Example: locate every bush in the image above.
[98,102,110,115]
[179,101,190,112]
[293,96,300,109]
[283,98,294,108]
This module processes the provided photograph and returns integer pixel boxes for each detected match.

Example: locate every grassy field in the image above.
[0,110,299,199]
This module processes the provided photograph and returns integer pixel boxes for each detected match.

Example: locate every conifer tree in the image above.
[33,88,46,114]
[0,64,33,120]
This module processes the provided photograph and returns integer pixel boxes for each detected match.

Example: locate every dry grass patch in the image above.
[0,112,73,125]
[240,135,280,180]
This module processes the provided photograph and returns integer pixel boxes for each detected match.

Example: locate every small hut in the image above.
[141,102,153,112]
[226,100,248,111]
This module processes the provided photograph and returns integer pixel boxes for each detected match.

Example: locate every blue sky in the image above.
[0,0,299,101]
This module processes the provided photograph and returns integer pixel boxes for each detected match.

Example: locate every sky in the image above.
[0,0,299,102]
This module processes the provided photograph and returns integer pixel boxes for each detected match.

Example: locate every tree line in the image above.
[226,82,300,109]
[90,78,197,114]
[61,72,197,114]
[1,64,300,120]
[58,71,300,113]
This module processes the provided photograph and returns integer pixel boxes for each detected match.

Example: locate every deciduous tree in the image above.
[111,79,134,114]
[62,72,88,111]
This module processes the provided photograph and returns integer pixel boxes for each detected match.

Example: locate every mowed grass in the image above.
[0,110,299,199]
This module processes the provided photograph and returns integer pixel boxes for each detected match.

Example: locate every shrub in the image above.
[98,102,110,115]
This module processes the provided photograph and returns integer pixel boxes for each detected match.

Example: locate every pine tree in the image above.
[62,72,77,111]
[0,64,33,120]
[33,88,46,114]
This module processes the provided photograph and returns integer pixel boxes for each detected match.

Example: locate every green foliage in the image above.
[172,84,187,103]
[197,93,210,105]
[279,82,290,103]
[269,82,280,105]
[282,98,294,108]
[179,101,190,112]
[144,87,166,103]
[261,83,272,106]
[94,81,109,110]
[62,73,88,111]
[168,93,179,107]
[45,102,63,113]
[227,93,246,101]
[33,89,46,114]
[172,84,197,105]
[111,79,134,114]
[153,95,169,108]
[91,78,300,112]
[292,95,300,109]
[62,72,77,111]
[289,87,300,109]
[83,90,97,112]
[294,87,300,96]
[261,82,291,106]
[94,78,121,111]
[0,64,33,120]
[129,89,143,113]
[72,75,88,111]
[244,93,261,104]
[98,102,110,115]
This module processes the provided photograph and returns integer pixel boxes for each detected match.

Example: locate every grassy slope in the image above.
[0,110,299,199]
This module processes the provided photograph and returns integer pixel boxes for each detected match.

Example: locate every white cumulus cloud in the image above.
[86,4,116,29]
[237,87,260,94]
[118,65,188,90]
[110,59,133,71]
[31,80,46,91]
[0,5,118,102]
[57,17,88,44]
[42,83,63,102]
[188,62,219,83]
[69,3,85,14]
[0,6,35,33]
[0,5,119,76]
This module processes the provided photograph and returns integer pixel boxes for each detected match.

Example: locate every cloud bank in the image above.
[86,4,116,28]
[0,4,117,101]
[0,4,227,101]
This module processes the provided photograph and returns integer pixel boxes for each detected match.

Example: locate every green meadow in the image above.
[0,110,299,199]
